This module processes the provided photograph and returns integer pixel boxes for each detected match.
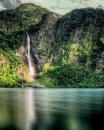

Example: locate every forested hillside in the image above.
[0,3,50,87]
[0,4,104,87]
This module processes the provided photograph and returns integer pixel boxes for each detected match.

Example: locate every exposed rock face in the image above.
[27,8,104,72]
[16,35,38,81]
[97,5,104,10]
[0,0,22,11]
[30,13,61,71]
[28,8,104,71]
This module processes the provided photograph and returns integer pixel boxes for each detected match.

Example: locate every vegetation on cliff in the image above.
[0,3,49,87]
[0,3,49,50]
[36,8,104,88]
[0,48,29,87]
[0,4,104,87]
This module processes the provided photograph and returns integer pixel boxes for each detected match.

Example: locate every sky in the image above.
[21,0,104,14]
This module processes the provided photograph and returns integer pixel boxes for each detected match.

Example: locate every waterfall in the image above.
[27,33,35,77]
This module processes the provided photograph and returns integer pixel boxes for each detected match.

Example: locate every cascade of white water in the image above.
[27,34,35,77]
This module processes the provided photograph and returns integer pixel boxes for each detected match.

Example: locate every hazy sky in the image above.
[21,0,104,14]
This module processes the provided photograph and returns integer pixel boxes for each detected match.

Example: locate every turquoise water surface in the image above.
[0,88,104,130]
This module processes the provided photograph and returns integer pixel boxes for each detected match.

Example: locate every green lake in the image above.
[0,88,104,130]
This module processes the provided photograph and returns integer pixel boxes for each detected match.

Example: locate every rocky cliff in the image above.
[0,4,104,87]
[29,8,104,71]
[29,13,61,71]
[0,0,21,11]
[0,3,50,87]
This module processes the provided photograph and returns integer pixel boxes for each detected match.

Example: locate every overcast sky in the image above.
[21,0,104,14]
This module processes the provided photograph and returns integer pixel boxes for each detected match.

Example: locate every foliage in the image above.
[0,3,49,50]
[0,48,28,87]
[37,64,104,88]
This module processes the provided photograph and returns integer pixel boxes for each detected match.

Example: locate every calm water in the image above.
[0,88,104,130]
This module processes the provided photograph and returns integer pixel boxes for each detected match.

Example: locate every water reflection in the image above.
[0,89,35,130]
[0,88,104,130]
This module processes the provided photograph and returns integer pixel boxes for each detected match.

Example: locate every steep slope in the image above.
[29,12,61,71]
[0,47,30,87]
[0,4,104,87]
[32,8,104,87]
[0,3,50,52]
[28,8,104,71]
[0,3,50,87]
[55,8,104,70]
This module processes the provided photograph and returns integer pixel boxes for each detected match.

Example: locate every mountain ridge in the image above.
[0,4,104,88]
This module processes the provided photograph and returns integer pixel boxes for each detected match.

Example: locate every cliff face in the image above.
[0,4,104,87]
[29,8,104,71]
[55,8,104,70]
[29,13,61,71]
[0,0,21,11]
[0,3,50,86]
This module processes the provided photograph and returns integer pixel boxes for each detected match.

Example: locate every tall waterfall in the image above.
[27,34,35,77]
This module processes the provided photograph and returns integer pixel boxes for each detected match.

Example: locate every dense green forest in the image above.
[0,4,104,87]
